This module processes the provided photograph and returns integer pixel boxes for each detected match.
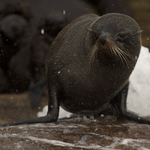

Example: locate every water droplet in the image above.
[41,29,44,34]
[95,128,98,131]
[101,114,104,117]
[63,10,66,15]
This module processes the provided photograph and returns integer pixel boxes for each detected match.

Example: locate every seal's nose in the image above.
[99,35,106,46]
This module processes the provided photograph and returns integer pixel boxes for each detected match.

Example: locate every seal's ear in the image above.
[132,30,143,36]
[137,30,144,35]
[86,28,93,32]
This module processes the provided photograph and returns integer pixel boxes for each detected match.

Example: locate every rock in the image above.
[0,117,150,149]
[0,93,150,149]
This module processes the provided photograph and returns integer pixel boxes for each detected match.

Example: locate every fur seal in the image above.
[0,2,33,93]
[2,13,150,127]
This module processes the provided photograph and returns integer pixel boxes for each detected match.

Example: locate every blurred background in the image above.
[0,0,149,124]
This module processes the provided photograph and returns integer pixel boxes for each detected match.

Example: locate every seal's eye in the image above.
[117,32,127,42]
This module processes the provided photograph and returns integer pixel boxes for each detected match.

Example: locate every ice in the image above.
[128,46,150,116]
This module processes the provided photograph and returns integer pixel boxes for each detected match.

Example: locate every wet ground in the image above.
[0,92,48,124]
[0,92,150,150]
[0,117,150,150]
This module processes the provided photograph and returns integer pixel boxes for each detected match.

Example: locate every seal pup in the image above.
[1,13,150,127]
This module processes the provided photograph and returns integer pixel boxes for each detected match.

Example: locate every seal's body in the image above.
[2,13,150,127]
[45,13,140,115]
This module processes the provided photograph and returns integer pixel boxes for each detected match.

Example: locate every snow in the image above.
[38,46,150,118]
[128,46,150,116]
[37,105,72,119]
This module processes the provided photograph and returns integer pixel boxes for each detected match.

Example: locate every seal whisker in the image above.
[116,47,130,67]
[108,44,126,67]
[118,47,135,62]
[115,47,127,67]
[108,44,117,56]
[108,44,124,66]
[124,50,136,62]
[88,41,98,70]
[109,43,130,67]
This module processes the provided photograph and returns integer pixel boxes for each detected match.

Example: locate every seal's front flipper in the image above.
[0,84,59,127]
[29,79,47,108]
[111,82,150,125]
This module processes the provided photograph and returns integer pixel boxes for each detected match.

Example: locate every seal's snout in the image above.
[99,33,112,46]
[99,35,106,46]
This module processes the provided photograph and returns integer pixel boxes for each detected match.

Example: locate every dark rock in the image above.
[0,117,150,149]
[0,92,150,149]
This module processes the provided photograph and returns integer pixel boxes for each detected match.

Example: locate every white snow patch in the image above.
[37,105,48,117]
[37,105,72,119]
[128,46,150,116]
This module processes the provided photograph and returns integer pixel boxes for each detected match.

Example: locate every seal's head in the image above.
[88,13,143,68]
[0,2,32,44]
[0,14,28,43]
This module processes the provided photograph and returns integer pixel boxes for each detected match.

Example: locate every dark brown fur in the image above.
[0,2,33,93]
[45,13,141,115]
[2,13,150,127]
